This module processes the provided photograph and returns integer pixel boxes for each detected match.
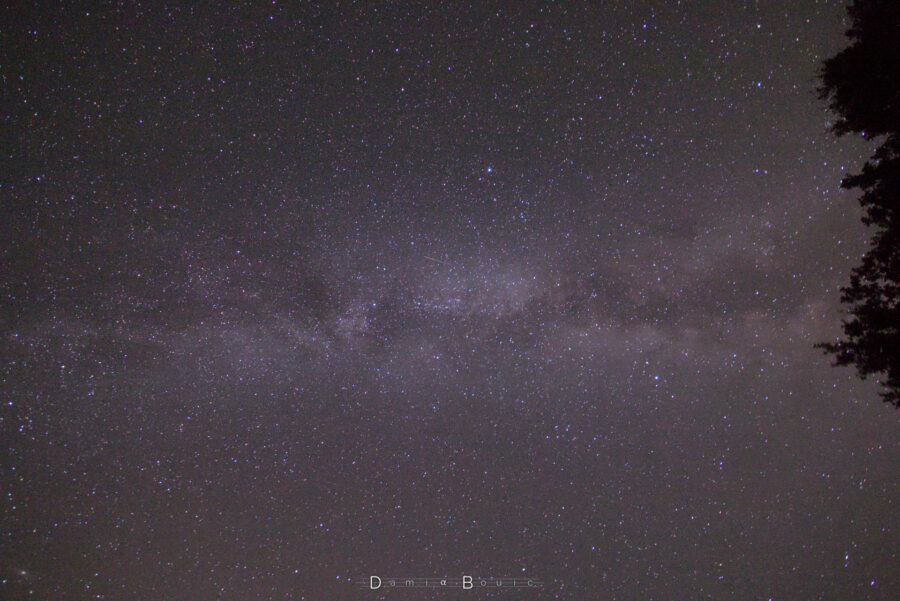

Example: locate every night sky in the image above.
[1,1,898,600]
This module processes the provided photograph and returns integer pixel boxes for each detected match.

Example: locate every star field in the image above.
[1,2,897,600]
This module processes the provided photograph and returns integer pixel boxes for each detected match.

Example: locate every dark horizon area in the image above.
[1,1,897,600]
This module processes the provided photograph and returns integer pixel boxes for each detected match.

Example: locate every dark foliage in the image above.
[816,0,900,407]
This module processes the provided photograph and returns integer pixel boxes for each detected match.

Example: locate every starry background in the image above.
[1,1,897,600]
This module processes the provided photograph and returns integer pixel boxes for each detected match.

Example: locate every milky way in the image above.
[1,2,897,600]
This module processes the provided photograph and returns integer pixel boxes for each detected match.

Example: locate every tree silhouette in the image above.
[816,0,900,408]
